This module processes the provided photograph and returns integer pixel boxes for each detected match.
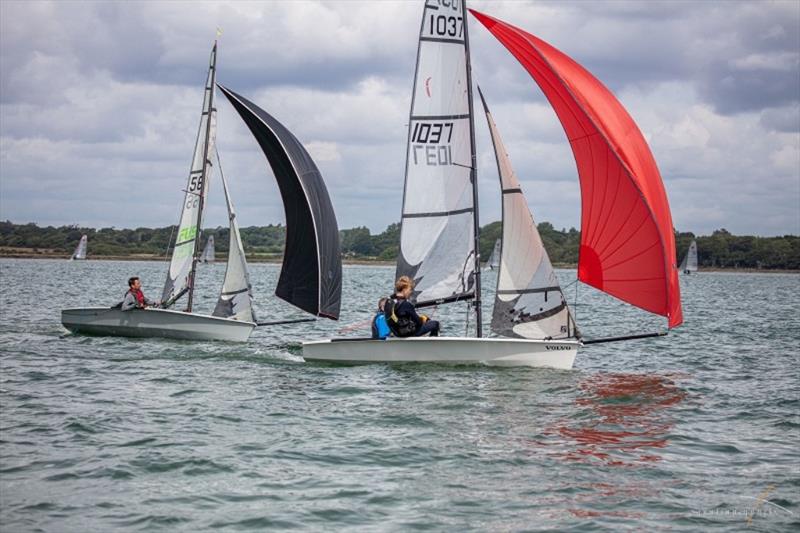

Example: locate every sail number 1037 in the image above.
[428,14,463,38]
[427,1,463,38]
[411,121,454,167]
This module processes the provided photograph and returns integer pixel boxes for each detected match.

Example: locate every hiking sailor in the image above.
[122,276,158,311]
[385,276,440,337]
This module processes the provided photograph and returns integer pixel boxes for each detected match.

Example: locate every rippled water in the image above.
[1,258,798,531]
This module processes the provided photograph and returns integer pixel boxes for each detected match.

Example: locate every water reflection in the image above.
[546,373,687,467]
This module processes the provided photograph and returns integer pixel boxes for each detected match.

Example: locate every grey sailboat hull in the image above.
[61,307,255,342]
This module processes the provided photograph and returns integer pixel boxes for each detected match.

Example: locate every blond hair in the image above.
[395,275,414,293]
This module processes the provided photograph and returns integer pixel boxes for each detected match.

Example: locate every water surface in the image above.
[1,259,798,531]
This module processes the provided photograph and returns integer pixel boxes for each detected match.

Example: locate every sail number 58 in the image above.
[189,174,204,193]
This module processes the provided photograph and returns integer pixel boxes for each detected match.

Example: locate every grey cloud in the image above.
[1,0,419,104]
[471,1,799,119]
[1,0,798,237]
[759,105,800,132]
[692,1,800,116]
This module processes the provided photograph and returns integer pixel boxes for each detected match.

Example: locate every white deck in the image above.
[61,307,255,342]
[302,336,581,369]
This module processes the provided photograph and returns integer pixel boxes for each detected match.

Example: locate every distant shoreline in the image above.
[1,251,797,273]
[0,251,396,266]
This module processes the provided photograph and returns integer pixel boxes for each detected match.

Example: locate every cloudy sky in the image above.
[1,0,798,237]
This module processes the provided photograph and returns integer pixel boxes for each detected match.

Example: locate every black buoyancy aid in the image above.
[384,297,416,337]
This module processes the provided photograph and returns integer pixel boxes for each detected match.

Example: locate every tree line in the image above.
[1,220,798,270]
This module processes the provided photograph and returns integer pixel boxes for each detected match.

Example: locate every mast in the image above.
[464,1,482,337]
[186,40,217,313]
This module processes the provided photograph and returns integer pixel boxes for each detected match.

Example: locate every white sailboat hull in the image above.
[302,337,581,369]
[61,307,255,342]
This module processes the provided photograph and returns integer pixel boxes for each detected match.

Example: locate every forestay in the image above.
[471,10,683,328]
[396,0,478,306]
[218,85,342,319]
[479,89,578,341]
[213,156,255,323]
[162,43,217,306]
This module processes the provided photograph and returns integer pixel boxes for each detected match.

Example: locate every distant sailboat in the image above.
[70,234,87,260]
[486,238,500,270]
[304,1,682,368]
[680,239,698,274]
[200,235,215,263]
[61,42,342,341]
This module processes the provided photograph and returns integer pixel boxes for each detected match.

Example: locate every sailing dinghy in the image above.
[303,1,682,368]
[680,240,698,274]
[486,238,500,270]
[200,235,215,263]
[61,42,342,342]
[70,234,88,260]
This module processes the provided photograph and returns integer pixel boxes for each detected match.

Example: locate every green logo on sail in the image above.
[178,225,197,242]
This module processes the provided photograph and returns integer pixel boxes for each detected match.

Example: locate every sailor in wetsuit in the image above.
[387,275,440,337]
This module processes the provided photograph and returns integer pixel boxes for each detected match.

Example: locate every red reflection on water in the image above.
[545,373,687,467]
[567,508,646,519]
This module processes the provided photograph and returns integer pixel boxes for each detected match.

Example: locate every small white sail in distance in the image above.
[201,235,215,263]
[71,234,88,260]
[487,238,500,269]
[680,239,698,273]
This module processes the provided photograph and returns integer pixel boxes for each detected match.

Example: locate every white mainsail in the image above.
[487,238,500,269]
[479,89,578,340]
[201,235,215,263]
[680,239,698,273]
[71,234,87,260]
[213,153,255,323]
[396,0,478,307]
[162,43,217,308]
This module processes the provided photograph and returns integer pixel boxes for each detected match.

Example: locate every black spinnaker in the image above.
[218,85,342,320]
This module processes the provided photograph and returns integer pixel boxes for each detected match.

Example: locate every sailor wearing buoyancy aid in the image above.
[121,276,157,311]
[384,276,440,338]
[371,297,391,339]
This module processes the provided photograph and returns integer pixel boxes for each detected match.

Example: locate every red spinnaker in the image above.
[470,9,682,328]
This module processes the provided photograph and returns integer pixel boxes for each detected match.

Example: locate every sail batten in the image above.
[218,85,341,320]
[471,9,683,328]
